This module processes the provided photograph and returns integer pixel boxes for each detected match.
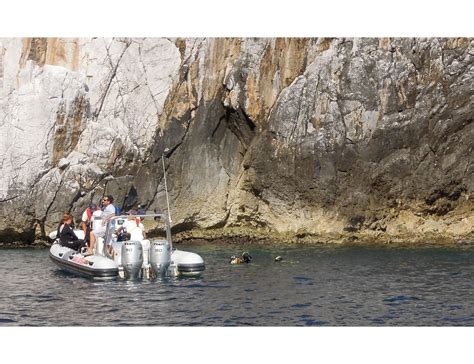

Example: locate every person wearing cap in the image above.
[81,202,101,244]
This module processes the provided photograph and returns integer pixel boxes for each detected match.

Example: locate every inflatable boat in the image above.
[49,213,205,279]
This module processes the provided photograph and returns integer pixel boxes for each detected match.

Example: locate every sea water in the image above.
[0,242,473,326]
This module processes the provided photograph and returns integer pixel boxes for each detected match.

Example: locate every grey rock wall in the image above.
[0,37,473,244]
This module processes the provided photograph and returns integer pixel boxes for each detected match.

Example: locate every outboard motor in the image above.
[150,240,171,278]
[121,241,143,279]
[111,240,123,265]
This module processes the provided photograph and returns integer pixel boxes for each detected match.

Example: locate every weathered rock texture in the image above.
[0,37,473,244]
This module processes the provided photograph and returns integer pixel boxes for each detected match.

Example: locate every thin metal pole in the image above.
[162,154,172,225]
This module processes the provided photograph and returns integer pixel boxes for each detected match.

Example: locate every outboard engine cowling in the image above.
[111,240,123,265]
[121,241,143,279]
[150,240,171,278]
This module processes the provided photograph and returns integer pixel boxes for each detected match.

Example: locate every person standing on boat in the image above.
[87,195,116,254]
[57,213,87,251]
[80,202,100,245]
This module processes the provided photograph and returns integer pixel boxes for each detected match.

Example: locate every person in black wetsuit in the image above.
[57,213,87,251]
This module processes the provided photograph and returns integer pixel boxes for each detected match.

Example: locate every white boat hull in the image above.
[49,243,118,279]
[171,249,205,277]
[49,242,205,279]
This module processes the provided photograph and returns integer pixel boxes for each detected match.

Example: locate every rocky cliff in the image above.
[0,37,473,245]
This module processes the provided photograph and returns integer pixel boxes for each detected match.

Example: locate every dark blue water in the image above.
[0,243,473,326]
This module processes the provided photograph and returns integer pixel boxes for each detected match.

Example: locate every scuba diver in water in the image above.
[229,251,252,264]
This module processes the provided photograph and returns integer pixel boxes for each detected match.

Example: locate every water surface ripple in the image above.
[0,243,473,326]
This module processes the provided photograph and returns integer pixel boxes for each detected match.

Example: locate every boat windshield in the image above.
[102,213,172,258]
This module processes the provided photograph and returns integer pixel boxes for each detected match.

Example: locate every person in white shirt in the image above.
[116,210,147,241]
[86,195,116,255]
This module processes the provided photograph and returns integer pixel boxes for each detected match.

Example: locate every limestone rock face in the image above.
[0,37,473,244]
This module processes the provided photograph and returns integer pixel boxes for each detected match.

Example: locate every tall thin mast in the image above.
[162,153,172,225]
